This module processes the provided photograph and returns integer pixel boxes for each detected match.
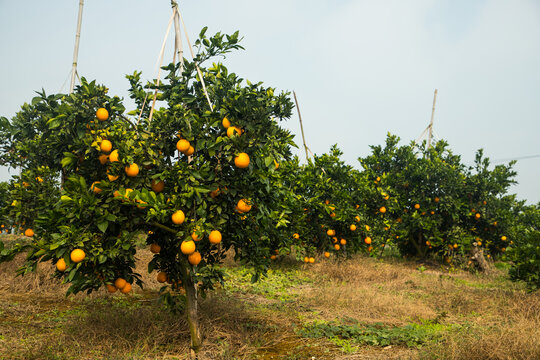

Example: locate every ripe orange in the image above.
[453,244,458,249]
[180,240,196,255]
[304,257,309,263]
[364,237,372,245]
[350,224,356,231]
[365,225,370,231]
[340,239,346,245]
[120,283,132,294]
[309,257,315,264]
[188,251,202,265]
[475,213,481,219]
[355,215,360,222]
[185,146,195,156]
[96,108,109,121]
[368,246,373,252]
[293,233,300,239]
[376,177,381,182]
[98,154,108,165]
[326,229,335,237]
[237,199,252,212]
[191,231,203,241]
[107,171,119,182]
[114,278,127,290]
[125,163,139,177]
[330,212,336,218]
[100,139,112,153]
[24,228,34,237]
[501,235,507,241]
[414,204,420,210]
[222,116,231,128]
[106,284,117,293]
[70,249,85,263]
[151,179,165,192]
[176,139,190,153]
[91,181,102,193]
[172,210,185,225]
[109,149,120,162]
[56,258,67,272]
[234,153,250,168]
[426,241,431,246]
[324,252,330,258]
[209,230,222,245]
[270,255,277,260]
[157,272,168,283]
[226,126,242,138]
[150,243,161,254]
[379,206,387,214]
[334,244,340,251]
[434,197,440,203]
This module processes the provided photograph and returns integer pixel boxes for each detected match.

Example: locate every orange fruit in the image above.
[98,154,108,165]
[397,217,402,223]
[304,257,309,263]
[91,181,102,193]
[332,237,338,244]
[185,146,195,156]
[70,249,85,263]
[293,233,300,239]
[109,149,120,162]
[355,215,360,222]
[222,116,231,128]
[237,199,252,213]
[379,206,386,214]
[309,257,315,264]
[96,108,109,121]
[125,163,139,177]
[426,241,431,246]
[106,284,117,293]
[326,229,335,237]
[330,213,336,218]
[365,225,371,231]
[434,197,440,203]
[414,204,420,210]
[453,244,458,249]
[324,252,330,258]
[100,140,112,153]
[150,243,161,254]
[188,251,202,265]
[234,153,250,168]
[270,255,277,260]
[340,239,346,245]
[501,236,507,241]
[120,283,132,294]
[107,171,119,182]
[376,176,381,182]
[350,224,356,231]
[364,237,372,245]
[475,213,481,219]
[227,126,242,138]
[209,230,222,245]
[191,231,203,241]
[368,246,373,252]
[157,272,168,283]
[176,139,190,153]
[172,210,185,225]
[56,258,67,272]
[334,244,340,251]
[151,180,165,192]
[24,228,34,237]
[180,240,196,255]
[114,278,127,290]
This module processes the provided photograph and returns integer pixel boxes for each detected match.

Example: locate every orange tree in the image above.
[504,203,540,290]
[358,134,516,267]
[0,29,296,355]
[282,146,369,260]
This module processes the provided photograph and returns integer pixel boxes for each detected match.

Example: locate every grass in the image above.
[0,240,539,359]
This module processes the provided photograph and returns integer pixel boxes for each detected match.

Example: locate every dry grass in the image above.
[0,243,538,360]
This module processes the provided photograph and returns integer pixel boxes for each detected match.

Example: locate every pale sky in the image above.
[1,1,539,203]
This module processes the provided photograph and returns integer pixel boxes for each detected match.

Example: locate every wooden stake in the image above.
[293,91,310,163]
[69,0,84,94]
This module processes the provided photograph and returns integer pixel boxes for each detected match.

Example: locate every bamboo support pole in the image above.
[293,91,310,163]
[427,89,438,149]
[69,0,84,94]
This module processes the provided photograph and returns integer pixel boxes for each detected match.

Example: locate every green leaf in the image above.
[97,221,108,233]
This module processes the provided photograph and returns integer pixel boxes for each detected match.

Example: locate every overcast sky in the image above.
[1,0,539,204]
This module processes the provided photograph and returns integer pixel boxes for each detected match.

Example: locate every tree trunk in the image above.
[182,264,202,358]
[471,244,492,273]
